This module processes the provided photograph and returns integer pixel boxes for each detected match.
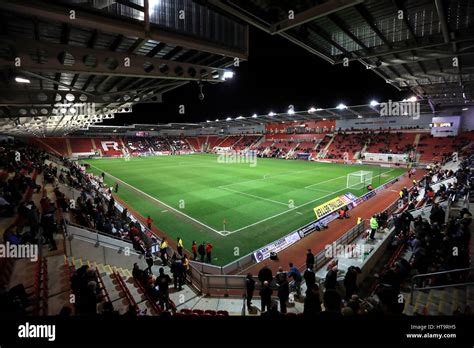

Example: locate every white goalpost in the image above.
[346,170,373,190]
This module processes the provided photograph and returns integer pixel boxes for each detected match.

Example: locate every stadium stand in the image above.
[1,126,473,319]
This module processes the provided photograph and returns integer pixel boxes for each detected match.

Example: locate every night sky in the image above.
[109,27,407,126]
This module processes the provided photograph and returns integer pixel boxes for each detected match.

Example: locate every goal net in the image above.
[346,171,373,190]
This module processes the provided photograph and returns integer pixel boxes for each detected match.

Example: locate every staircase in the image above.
[403,285,474,315]
[413,133,421,148]
[317,135,335,159]
[66,256,169,315]
[286,143,299,158]
[248,135,264,150]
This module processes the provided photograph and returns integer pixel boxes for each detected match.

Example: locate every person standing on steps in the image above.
[259,280,272,312]
[177,236,184,256]
[160,238,168,266]
[145,250,154,275]
[277,273,289,314]
[370,215,379,240]
[245,273,255,312]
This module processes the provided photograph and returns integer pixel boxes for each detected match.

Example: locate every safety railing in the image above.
[410,267,474,305]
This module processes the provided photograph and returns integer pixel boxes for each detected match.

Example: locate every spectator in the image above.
[344,266,360,299]
[205,242,213,263]
[155,267,172,311]
[276,273,289,313]
[145,250,154,275]
[259,280,272,312]
[303,284,321,317]
[198,242,206,262]
[258,265,273,286]
[160,238,168,266]
[324,267,338,290]
[245,273,255,312]
[288,262,302,298]
[318,289,342,319]
[429,203,445,225]
[177,236,184,256]
[191,241,197,260]
[146,215,153,229]
[306,249,314,270]
[303,267,316,291]
[170,253,184,291]
[370,214,379,240]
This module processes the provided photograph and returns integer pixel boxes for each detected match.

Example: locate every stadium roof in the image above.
[0,0,248,136]
[205,0,474,108]
[70,99,435,133]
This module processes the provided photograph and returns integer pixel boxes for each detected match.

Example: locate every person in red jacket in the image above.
[205,242,213,263]
[191,241,197,260]
[146,216,153,229]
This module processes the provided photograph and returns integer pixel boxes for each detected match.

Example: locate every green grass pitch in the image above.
[83,154,405,265]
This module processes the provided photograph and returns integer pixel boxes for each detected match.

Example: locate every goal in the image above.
[346,171,373,190]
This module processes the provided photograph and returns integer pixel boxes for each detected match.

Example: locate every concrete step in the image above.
[467,285,474,304]
[414,291,429,306]
[438,300,455,315]
[100,273,124,302]
[427,289,445,304]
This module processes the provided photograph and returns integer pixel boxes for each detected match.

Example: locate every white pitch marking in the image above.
[304,174,346,189]
[87,163,225,235]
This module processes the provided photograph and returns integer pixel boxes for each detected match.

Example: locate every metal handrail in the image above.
[410,267,474,305]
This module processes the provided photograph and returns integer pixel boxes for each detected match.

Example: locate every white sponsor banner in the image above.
[253,231,301,263]
[362,152,408,163]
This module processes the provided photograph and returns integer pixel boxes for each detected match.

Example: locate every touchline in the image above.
[18,323,56,341]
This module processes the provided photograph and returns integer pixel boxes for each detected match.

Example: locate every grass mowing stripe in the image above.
[225,168,395,234]
[218,186,289,206]
[87,163,224,235]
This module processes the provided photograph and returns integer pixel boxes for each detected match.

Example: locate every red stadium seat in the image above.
[204,310,216,316]
[180,308,192,314]
[192,309,204,315]
[216,310,229,316]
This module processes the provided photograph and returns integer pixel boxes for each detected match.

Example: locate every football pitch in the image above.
[84,154,405,265]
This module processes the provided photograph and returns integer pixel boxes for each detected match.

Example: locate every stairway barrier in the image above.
[410,267,474,305]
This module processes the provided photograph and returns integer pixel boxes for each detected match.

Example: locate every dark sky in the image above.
[109,27,406,126]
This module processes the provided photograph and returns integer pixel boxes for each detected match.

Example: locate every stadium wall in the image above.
[335,114,433,129]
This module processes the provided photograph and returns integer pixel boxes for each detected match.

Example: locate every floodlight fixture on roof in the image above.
[223,71,234,79]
